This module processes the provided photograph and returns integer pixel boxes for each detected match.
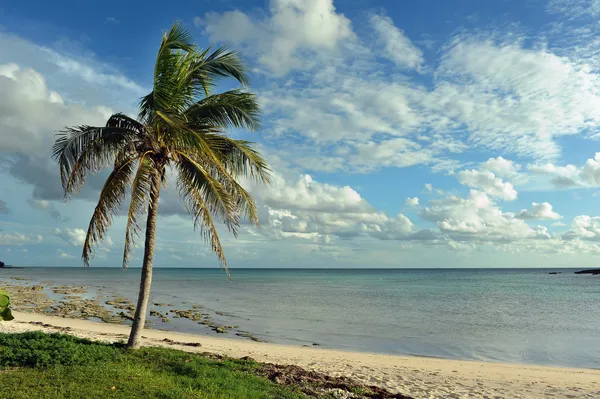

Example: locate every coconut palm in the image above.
[52,23,270,349]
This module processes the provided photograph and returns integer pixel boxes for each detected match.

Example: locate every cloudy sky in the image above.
[2,0,600,268]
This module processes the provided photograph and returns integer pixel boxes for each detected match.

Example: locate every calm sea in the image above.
[2,267,599,368]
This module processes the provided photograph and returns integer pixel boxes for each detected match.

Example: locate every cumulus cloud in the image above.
[0,64,119,202]
[516,202,562,220]
[0,64,110,156]
[581,153,600,185]
[481,157,521,178]
[199,0,353,76]
[422,190,544,242]
[405,197,419,206]
[245,171,432,243]
[527,153,600,188]
[55,228,86,246]
[562,215,600,241]
[57,249,75,259]
[457,169,518,201]
[0,232,42,246]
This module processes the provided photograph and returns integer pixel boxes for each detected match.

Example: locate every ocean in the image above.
[2,267,599,369]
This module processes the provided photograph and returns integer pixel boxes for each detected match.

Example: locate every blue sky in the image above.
[2,0,600,268]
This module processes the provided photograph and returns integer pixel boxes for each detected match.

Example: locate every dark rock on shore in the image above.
[161,338,201,347]
[256,363,412,399]
[236,331,267,342]
[548,272,561,275]
[574,269,600,275]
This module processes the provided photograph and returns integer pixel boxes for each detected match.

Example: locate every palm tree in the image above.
[52,23,270,349]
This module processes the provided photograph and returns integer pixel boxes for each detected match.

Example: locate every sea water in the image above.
[2,267,599,368]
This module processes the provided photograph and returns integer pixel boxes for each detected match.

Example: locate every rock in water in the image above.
[574,269,600,274]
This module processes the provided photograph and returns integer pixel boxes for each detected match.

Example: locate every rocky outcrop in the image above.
[574,269,600,275]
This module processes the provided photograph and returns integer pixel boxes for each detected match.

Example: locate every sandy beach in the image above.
[0,312,597,399]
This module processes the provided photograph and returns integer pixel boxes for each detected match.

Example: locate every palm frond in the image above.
[175,152,239,234]
[53,124,140,196]
[122,154,155,269]
[204,135,271,184]
[160,22,194,54]
[138,22,197,122]
[184,90,261,131]
[82,158,137,266]
[193,47,249,96]
[176,158,230,276]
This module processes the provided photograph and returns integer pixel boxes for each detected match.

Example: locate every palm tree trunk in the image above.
[127,169,161,349]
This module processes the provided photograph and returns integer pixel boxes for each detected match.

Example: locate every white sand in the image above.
[1,312,599,399]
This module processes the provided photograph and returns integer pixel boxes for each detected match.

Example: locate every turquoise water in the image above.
[2,267,599,368]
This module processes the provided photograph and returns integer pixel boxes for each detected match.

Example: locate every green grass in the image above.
[0,332,307,399]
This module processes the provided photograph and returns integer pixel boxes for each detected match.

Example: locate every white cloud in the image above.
[0,232,42,246]
[351,139,433,171]
[201,2,600,173]
[481,157,521,178]
[562,215,600,241]
[405,197,419,206]
[516,202,562,220]
[435,38,600,159]
[547,0,600,18]
[0,63,110,156]
[0,33,145,110]
[256,174,373,214]
[457,169,518,201]
[369,14,423,70]
[422,190,543,242]
[527,153,600,188]
[199,0,353,76]
[55,228,86,246]
[581,152,600,185]
[57,249,75,259]
[424,183,433,192]
[245,170,431,243]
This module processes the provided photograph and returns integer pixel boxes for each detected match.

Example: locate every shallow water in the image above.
[2,267,599,368]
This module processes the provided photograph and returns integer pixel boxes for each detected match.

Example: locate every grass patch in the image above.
[0,332,306,399]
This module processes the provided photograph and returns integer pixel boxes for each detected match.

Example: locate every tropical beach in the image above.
[2,269,600,398]
[3,0,600,398]
[1,311,598,399]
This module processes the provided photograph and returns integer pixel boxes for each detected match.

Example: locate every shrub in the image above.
[0,331,121,368]
[0,289,13,321]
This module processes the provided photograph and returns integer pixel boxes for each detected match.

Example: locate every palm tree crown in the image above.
[52,23,270,348]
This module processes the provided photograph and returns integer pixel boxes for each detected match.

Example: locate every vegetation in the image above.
[0,289,14,321]
[0,332,305,399]
[52,22,270,349]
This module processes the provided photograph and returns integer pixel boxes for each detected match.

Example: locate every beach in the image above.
[2,311,599,399]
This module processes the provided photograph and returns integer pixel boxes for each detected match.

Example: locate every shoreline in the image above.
[2,312,599,399]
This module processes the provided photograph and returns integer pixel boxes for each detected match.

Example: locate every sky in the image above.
[2,0,600,268]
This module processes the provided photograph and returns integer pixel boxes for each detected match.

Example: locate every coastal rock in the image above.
[52,286,87,295]
[161,338,201,347]
[150,310,170,323]
[236,331,267,342]
[574,269,600,275]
